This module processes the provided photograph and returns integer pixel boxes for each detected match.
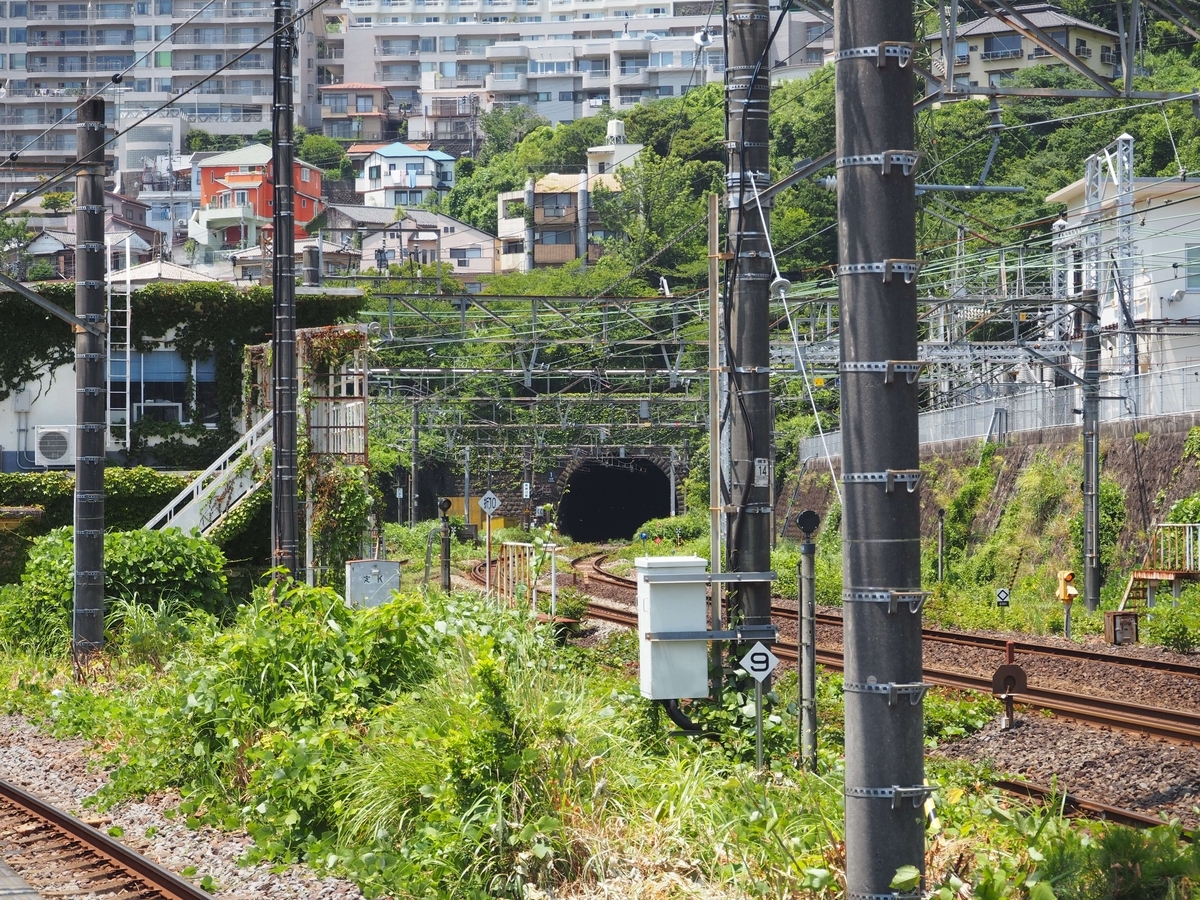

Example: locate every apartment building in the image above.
[356,139,454,205]
[317,0,832,153]
[0,0,321,193]
[926,3,1118,89]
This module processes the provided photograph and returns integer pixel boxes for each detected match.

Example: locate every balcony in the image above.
[376,68,420,82]
[226,4,272,14]
[487,43,529,60]
[173,34,228,44]
[980,48,1021,61]
[580,69,610,89]
[613,67,649,87]
[318,47,345,59]
[533,242,576,264]
[486,71,526,90]
[390,170,437,189]
[533,205,576,225]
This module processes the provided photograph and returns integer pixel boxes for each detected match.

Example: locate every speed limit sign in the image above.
[739,642,779,683]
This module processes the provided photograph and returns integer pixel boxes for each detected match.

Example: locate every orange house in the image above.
[188,144,324,252]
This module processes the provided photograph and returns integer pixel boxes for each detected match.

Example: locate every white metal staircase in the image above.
[146,415,273,536]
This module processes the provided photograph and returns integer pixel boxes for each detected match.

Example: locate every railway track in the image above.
[467,551,1200,832]
[0,778,211,900]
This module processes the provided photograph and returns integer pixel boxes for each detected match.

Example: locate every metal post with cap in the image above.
[796,509,820,771]
[834,0,928,893]
[73,95,108,664]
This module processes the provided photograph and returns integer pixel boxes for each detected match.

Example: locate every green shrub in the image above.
[1,527,228,653]
[1143,605,1199,654]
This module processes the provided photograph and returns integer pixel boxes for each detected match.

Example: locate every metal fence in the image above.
[495,541,562,616]
[800,364,1200,461]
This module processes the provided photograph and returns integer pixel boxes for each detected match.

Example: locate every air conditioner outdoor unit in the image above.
[176,218,188,229]
[34,426,74,468]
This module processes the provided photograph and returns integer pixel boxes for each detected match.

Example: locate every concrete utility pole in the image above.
[1082,289,1101,611]
[73,96,107,661]
[411,402,420,524]
[271,0,299,576]
[724,0,773,629]
[834,0,928,894]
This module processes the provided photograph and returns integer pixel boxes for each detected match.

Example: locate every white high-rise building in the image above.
[0,0,320,195]
[317,0,832,153]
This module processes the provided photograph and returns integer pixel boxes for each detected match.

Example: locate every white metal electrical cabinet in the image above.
[345,559,402,608]
[636,555,709,700]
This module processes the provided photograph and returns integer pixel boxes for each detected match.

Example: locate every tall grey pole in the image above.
[271,0,298,575]
[835,0,927,893]
[724,0,772,630]
[1082,289,1101,611]
[410,403,420,524]
[72,96,107,662]
[463,445,471,530]
[797,510,819,772]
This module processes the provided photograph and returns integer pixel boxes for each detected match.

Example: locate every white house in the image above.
[361,209,498,291]
[356,142,456,208]
[1048,156,1200,373]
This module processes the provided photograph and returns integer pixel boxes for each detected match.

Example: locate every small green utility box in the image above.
[1104,610,1139,646]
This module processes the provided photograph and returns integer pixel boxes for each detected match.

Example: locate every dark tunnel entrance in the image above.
[557,458,671,543]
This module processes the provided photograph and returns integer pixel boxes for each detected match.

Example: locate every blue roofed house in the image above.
[356,142,456,209]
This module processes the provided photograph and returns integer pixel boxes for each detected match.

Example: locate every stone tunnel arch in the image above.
[554,452,686,543]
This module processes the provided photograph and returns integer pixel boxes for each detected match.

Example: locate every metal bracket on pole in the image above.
[833,41,917,67]
[841,470,923,493]
[0,271,105,336]
[839,361,925,384]
[837,260,923,284]
[836,151,922,176]
[843,681,931,706]
[845,784,936,808]
[842,589,928,614]
[644,624,778,643]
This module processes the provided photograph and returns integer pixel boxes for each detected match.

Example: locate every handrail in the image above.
[146,415,271,530]
[1147,523,1200,573]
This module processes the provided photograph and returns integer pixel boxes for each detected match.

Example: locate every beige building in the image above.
[926,3,1118,90]
[498,120,640,271]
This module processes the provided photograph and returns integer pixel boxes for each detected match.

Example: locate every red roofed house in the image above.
[319,84,401,142]
[187,144,324,256]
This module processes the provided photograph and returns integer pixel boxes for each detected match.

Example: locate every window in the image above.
[8,52,21,68]
[8,26,20,41]
[234,189,247,204]
[987,69,1015,86]
[805,22,830,42]
[154,49,170,67]
[9,2,24,16]
[326,92,347,112]
[368,164,380,179]
[503,239,524,254]
[409,190,422,203]
[301,166,310,182]
[392,190,406,204]
[355,94,372,112]
[536,229,573,244]
[531,59,571,74]
[954,38,968,62]
[449,246,481,258]
[443,225,455,233]
[1187,245,1200,291]
[982,34,1021,59]
[0,6,6,17]
[649,51,672,67]
[805,48,823,64]
[559,90,575,101]
[655,84,672,96]
[134,25,150,40]
[535,91,550,101]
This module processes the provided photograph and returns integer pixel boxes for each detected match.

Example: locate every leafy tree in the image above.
[298,132,354,178]
[40,192,72,213]
[480,255,653,297]
[185,129,247,152]
[624,81,723,161]
[252,128,272,144]
[591,149,721,287]
[26,259,56,281]
[479,106,548,163]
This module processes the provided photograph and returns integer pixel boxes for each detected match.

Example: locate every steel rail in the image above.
[0,778,212,900]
